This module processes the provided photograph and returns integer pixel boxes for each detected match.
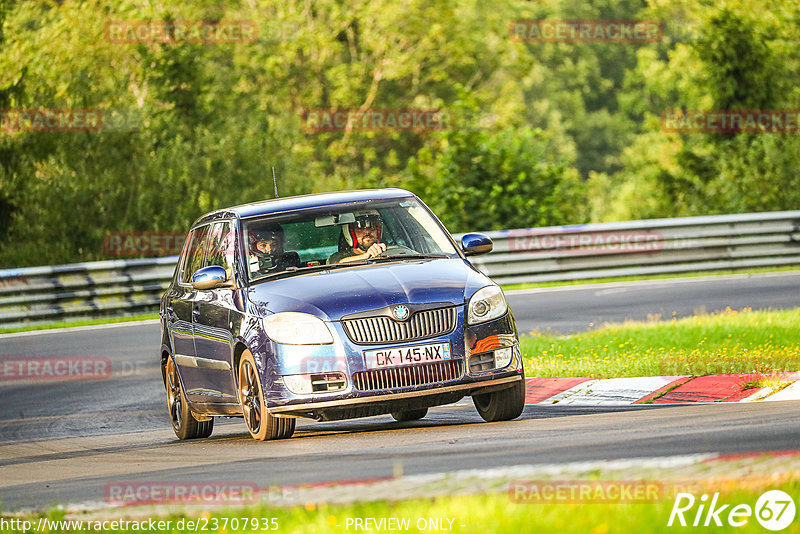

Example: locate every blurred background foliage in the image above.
[0,0,798,266]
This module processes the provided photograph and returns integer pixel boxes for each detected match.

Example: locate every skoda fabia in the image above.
[160,189,525,440]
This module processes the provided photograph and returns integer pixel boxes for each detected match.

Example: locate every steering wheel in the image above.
[378,245,417,256]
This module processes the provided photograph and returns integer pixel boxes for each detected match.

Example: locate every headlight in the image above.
[467,285,508,325]
[263,312,334,345]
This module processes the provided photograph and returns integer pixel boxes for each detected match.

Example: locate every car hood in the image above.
[245,258,493,321]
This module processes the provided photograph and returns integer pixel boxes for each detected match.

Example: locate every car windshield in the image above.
[243,198,459,283]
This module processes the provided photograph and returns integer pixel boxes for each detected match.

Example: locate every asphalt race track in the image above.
[1,272,799,511]
[506,271,800,334]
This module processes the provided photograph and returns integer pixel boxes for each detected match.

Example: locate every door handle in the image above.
[166,306,178,323]
[192,307,201,320]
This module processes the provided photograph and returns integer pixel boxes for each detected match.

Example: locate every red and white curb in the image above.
[524,373,800,405]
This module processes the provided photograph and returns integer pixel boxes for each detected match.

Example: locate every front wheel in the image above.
[164,357,213,440]
[472,377,525,422]
[391,408,428,422]
[238,350,295,441]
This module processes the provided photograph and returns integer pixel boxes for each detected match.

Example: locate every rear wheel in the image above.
[238,350,295,441]
[391,408,428,422]
[164,357,213,439]
[472,377,525,422]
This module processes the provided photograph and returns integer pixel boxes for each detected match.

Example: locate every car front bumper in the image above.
[263,311,524,420]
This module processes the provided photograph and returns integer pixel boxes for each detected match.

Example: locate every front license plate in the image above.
[365,342,451,370]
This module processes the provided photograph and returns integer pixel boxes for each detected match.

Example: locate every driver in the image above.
[249,225,296,274]
[328,209,387,264]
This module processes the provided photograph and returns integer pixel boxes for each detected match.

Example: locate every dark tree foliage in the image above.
[0,0,797,266]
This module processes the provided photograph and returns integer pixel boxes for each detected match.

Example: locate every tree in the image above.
[408,99,587,232]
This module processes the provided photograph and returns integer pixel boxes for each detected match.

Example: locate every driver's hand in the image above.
[365,243,387,258]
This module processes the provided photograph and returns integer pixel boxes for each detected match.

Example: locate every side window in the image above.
[206,221,233,275]
[177,229,196,283]
[182,225,211,283]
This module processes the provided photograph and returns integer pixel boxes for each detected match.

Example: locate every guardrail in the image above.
[0,257,177,328]
[1,210,799,328]
[466,210,800,285]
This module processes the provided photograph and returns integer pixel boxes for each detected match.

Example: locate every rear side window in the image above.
[181,225,211,283]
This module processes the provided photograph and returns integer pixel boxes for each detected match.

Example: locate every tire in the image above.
[472,377,525,422]
[391,408,428,422]
[238,350,295,441]
[164,357,214,440]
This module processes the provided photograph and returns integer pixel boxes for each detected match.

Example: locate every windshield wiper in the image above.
[251,260,371,283]
[250,254,449,283]
[368,253,450,262]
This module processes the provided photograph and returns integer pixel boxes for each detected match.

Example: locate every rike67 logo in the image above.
[668,490,797,531]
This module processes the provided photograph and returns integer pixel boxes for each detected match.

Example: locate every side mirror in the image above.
[461,233,493,256]
[191,266,229,290]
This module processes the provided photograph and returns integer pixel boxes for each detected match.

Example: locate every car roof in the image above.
[191,188,417,227]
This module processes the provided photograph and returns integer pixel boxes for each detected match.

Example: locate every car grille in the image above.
[342,306,457,345]
[352,359,464,391]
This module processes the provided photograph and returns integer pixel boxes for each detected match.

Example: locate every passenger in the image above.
[327,210,387,264]
[249,225,300,274]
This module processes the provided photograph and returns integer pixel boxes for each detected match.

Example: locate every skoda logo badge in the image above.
[393,305,410,321]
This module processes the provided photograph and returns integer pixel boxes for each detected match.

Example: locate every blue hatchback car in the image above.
[160,189,525,440]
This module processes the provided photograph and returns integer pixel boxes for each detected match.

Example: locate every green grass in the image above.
[0,313,159,334]
[501,266,800,291]
[7,477,800,533]
[739,374,794,391]
[520,307,800,378]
